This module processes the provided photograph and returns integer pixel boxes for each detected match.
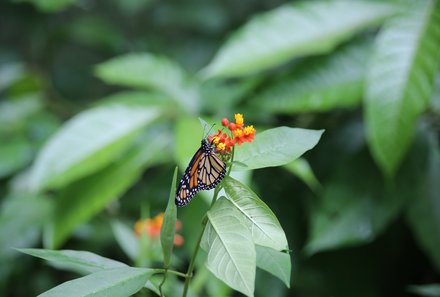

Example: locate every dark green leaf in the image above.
[223,176,288,251]
[252,40,370,113]
[406,133,440,272]
[160,167,178,268]
[408,284,440,297]
[201,198,256,297]
[15,0,78,12]
[365,1,440,176]
[202,1,396,78]
[234,127,324,171]
[255,245,291,288]
[37,267,154,297]
[18,248,127,274]
[305,154,404,254]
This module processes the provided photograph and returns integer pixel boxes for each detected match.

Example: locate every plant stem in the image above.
[182,186,221,297]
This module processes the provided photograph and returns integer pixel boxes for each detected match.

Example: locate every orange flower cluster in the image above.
[208,113,256,157]
[134,212,184,246]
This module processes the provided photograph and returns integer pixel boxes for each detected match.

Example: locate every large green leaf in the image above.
[45,128,170,248]
[365,1,440,176]
[29,104,160,192]
[95,53,200,113]
[111,221,139,261]
[223,176,288,251]
[160,167,178,268]
[37,267,153,297]
[201,1,396,78]
[201,198,256,297]
[406,134,440,272]
[305,154,404,255]
[18,249,127,274]
[0,194,51,260]
[252,40,370,113]
[255,245,291,288]
[234,127,323,171]
[0,136,33,178]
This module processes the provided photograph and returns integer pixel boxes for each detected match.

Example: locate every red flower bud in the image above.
[221,118,229,127]
[228,123,237,131]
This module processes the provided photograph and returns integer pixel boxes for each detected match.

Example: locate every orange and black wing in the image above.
[175,147,205,207]
[198,152,226,190]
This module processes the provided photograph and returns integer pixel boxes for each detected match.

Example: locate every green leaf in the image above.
[234,127,324,171]
[0,136,33,178]
[406,134,440,272]
[97,91,174,109]
[45,128,170,248]
[201,198,256,297]
[408,284,440,297]
[252,40,370,113]
[160,167,178,268]
[0,194,51,260]
[111,221,139,261]
[95,53,200,113]
[365,1,440,176]
[305,154,404,255]
[29,104,160,192]
[37,267,153,297]
[18,248,127,274]
[284,158,322,193]
[255,245,291,288]
[0,93,43,130]
[201,1,396,78]
[15,0,78,12]
[223,176,288,251]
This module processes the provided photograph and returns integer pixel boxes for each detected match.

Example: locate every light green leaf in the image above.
[408,284,440,297]
[111,221,139,261]
[365,1,440,176]
[97,91,174,109]
[18,248,127,275]
[0,93,43,129]
[201,198,256,297]
[252,40,370,113]
[284,158,322,193]
[95,53,200,113]
[37,267,153,297]
[202,1,396,78]
[0,62,25,92]
[28,105,160,192]
[255,245,291,288]
[406,134,440,272]
[223,176,288,251]
[160,167,178,268]
[45,128,170,248]
[234,127,324,171]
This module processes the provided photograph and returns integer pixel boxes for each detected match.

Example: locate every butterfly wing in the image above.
[175,147,205,207]
[198,152,226,190]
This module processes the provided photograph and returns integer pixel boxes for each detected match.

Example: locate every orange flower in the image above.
[208,114,256,157]
[134,212,184,246]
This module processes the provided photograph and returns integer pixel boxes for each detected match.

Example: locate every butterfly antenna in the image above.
[204,123,216,139]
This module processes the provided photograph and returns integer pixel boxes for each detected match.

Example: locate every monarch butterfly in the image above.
[175,139,226,206]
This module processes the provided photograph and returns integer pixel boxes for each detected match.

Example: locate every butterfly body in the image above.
[175,139,226,207]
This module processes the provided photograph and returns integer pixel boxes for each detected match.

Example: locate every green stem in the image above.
[182,186,221,297]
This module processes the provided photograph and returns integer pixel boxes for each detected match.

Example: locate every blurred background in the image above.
[1,0,439,296]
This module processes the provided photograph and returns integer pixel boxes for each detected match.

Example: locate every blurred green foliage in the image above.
[1,0,440,296]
